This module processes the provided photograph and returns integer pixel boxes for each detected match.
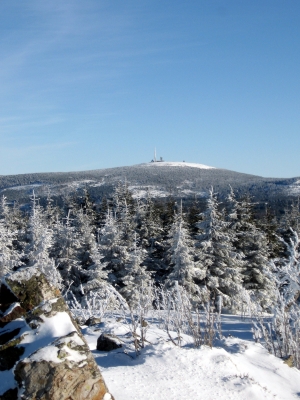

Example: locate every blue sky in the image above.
[0,1,299,177]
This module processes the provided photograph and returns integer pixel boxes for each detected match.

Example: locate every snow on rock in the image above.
[0,301,26,325]
[144,161,216,169]
[23,330,86,365]
[14,331,104,400]
[2,302,21,317]
[6,265,43,282]
[21,311,79,358]
[0,267,114,399]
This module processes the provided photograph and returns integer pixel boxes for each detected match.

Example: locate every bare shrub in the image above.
[155,281,221,348]
[251,294,300,369]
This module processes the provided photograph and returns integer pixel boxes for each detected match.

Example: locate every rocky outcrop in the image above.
[0,267,114,400]
[97,334,122,352]
[85,317,102,326]
[14,331,108,400]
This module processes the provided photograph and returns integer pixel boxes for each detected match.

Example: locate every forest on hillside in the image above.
[1,182,300,311]
[2,182,300,366]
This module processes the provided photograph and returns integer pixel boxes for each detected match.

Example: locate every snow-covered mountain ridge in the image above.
[144,161,215,169]
[0,162,299,203]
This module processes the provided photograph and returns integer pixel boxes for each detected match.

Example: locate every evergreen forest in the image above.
[1,182,300,313]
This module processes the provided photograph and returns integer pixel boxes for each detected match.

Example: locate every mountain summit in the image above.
[0,162,299,203]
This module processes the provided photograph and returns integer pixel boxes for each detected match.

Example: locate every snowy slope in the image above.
[144,161,215,169]
[0,162,298,204]
[83,315,300,400]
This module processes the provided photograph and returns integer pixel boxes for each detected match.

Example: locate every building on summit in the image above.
[151,148,164,163]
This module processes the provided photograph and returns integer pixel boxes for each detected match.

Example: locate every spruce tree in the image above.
[165,204,203,301]
[187,196,201,237]
[26,191,61,287]
[279,199,300,248]
[259,203,284,259]
[276,228,300,306]
[120,232,152,307]
[139,192,163,250]
[0,196,23,276]
[44,188,61,229]
[113,181,137,249]
[162,196,176,235]
[227,190,276,309]
[51,210,81,287]
[98,209,127,284]
[197,188,244,310]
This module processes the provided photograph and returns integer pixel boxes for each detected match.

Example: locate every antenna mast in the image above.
[154,147,157,162]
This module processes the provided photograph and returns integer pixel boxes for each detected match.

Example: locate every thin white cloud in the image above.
[0,141,77,155]
[0,115,65,129]
[0,1,196,88]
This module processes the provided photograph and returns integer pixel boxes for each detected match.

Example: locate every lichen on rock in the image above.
[5,267,59,311]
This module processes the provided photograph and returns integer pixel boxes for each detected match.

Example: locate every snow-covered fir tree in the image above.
[44,187,61,228]
[276,228,300,306]
[26,191,61,288]
[0,185,296,316]
[97,196,110,229]
[80,188,98,232]
[165,203,204,301]
[99,208,127,284]
[197,188,244,310]
[120,232,152,307]
[227,190,276,309]
[73,207,108,294]
[279,199,300,253]
[259,203,284,259]
[136,191,164,277]
[50,210,81,287]
[140,191,163,250]
[285,199,300,234]
[0,196,23,276]
[113,182,137,250]
[187,196,202,236]
[162,196,176,235]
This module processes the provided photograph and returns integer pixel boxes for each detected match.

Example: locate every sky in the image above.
[0,1,299,178]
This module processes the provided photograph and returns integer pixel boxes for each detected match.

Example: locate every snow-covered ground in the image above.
[84,314,300,400]
[128,185,169,198]
[2,183,44,191]
[2,308,300,398]
[288,180,300,195]
[144,161,215,169]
